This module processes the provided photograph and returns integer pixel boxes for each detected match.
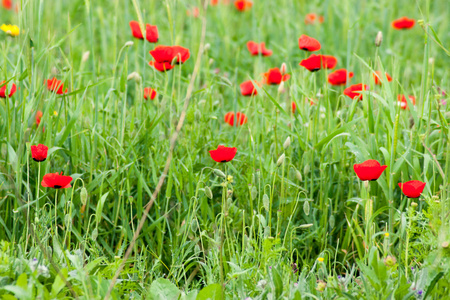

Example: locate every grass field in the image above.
[0,0,449,298]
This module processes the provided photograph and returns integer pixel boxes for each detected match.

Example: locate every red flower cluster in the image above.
[224,112,247,126]
[0,80,16,98]
[149,45,190,72]
[129,21,159,43]
[46,78,68,94]
[247,41,272,56]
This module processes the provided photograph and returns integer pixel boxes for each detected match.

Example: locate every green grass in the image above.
[0,0,449,298]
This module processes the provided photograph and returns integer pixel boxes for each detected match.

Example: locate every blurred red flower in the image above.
[328,69,353,86]
[149,45,190,72]
[129,21,159,43]
[263,68,290,85]
[373,71,392,85]
[0,80,16,98]
[392,17,415,30]
[2,0,12,9]
[292,101,297,113]
[144,88,157,100]
[234,0,252,11]
[398,180,426,198]
[187,7,200,18]
[304,13,324,25]
[209,145,237,163]
[353,160,387,181]
[240,80,258,96]
[298,35,321,52]
[41,172,73,189]
[46,78,68,94]
[300,54,337,72]
[224,112,247,126]
[344,83,368,100]
[397,95,416,110]
[31,144,48,162]
[247,41,272,56]
[36,110,43,126]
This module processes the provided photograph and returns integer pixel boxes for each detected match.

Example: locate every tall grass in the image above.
[0,0,449,298]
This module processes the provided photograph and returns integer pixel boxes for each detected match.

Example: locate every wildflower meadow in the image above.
[0,0,449,298]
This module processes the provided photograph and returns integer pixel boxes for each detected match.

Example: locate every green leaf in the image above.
[196,283,223,300]
[51,268,68,298]
[148,278,180,300]
[271,267,283,299]
[96,192,109,224]
[16,273,27,290]
[423,271,444,299]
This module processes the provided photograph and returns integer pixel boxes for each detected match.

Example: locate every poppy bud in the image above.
[204,186,213,199]
[92,227,98,241]
[411,201,418,207]
[375,31,383,47]
[82,51,90,63]
[251,186,257,200]
[277,153,285,167]
[303,201,310,215]
[442,242,449,249]
[280,63,287,74]
[277,81,285,94]
[316,280,326,292]
[127,72,141,82]
[204,43,210,51]
[80,187,88,206]
[304,164,310,175]
[364,181,369,189]
[125,41,134,47]
[295,170,302,181]
[213,169,226,178]
[209,58,214,65]
[283,137,291,149]
[384,255,397,267]
[263,194,270,212]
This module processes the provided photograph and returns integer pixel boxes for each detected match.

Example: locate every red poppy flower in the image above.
[344,83,368,100]
[144,87,157,100]
[234,0,252,11]
[2,0,12,9]
[397,95,416,110]
[304,13,324,25]
[292,101,297,113]
[240,80,258,96]
[263,68,290,85]
[353,160,387,181]
[187,7,200,18]
[129,21,144,39]
[327,69,354,86]
[149,45,190,72]
[36,110,43,126]
[41,172,73,189]
[299,54,337,72]
[146,24,158,43]
[0,81,16,98]
[373,71,392,85]
[398,180,426,198]
[224,112,247,126]
[211,0,219,5]
[391,17,415,30]
[46,78,68,94]
[247,41,272,56]
[209,145,237,163]
[31,144,48,162]
[298,35,321,52]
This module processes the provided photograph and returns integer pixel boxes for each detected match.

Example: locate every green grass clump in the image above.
[0,0,449,298]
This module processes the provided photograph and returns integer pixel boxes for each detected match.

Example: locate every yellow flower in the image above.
[384,232,389,237]
[1,24,20,36]
[53,111,58,116]
[317,257,324,262]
